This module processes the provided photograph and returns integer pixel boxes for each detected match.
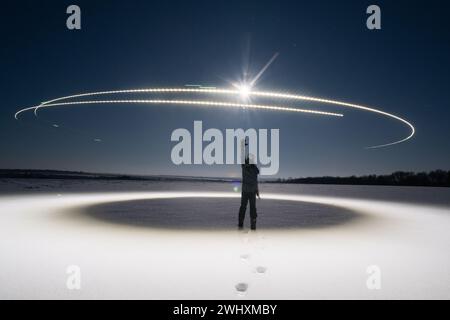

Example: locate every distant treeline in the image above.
[1,169,450,187]
[272,170,450,187]
[0,169,234,183]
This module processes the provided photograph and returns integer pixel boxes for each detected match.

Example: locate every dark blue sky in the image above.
[1,0,449,178]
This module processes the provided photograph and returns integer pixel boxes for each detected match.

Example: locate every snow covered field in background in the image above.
[0,179,449,299]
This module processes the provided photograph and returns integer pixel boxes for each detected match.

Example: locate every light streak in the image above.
[14,87,415,148]
[249,90,415,148]
[34,99,344,117]
[250,52,279,86]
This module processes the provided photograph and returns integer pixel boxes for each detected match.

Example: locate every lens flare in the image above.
[237,84,251,98]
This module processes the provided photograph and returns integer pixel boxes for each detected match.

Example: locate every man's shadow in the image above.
[79,197,364,230]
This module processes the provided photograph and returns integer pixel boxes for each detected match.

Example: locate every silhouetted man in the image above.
[238,156,260,230]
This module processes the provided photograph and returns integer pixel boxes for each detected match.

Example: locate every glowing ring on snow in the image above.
[14,87,415,149]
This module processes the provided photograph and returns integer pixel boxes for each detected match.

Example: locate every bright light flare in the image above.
[232,83,252,101]
[238,84,251,98]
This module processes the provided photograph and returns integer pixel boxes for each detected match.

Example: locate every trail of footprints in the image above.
[235,229,268,297]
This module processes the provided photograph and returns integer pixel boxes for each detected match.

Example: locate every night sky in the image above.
[1,0,449,178]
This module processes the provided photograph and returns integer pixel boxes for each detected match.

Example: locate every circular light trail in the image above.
[14,87,415,148]
[21,99,343,118]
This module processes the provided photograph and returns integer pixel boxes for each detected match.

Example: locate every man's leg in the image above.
[238,192,249,228]
[249,192,257,230]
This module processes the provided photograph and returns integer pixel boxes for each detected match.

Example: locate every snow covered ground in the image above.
[0,179,449,299]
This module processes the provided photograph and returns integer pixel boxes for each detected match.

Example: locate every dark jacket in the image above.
[241,164,259,193]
